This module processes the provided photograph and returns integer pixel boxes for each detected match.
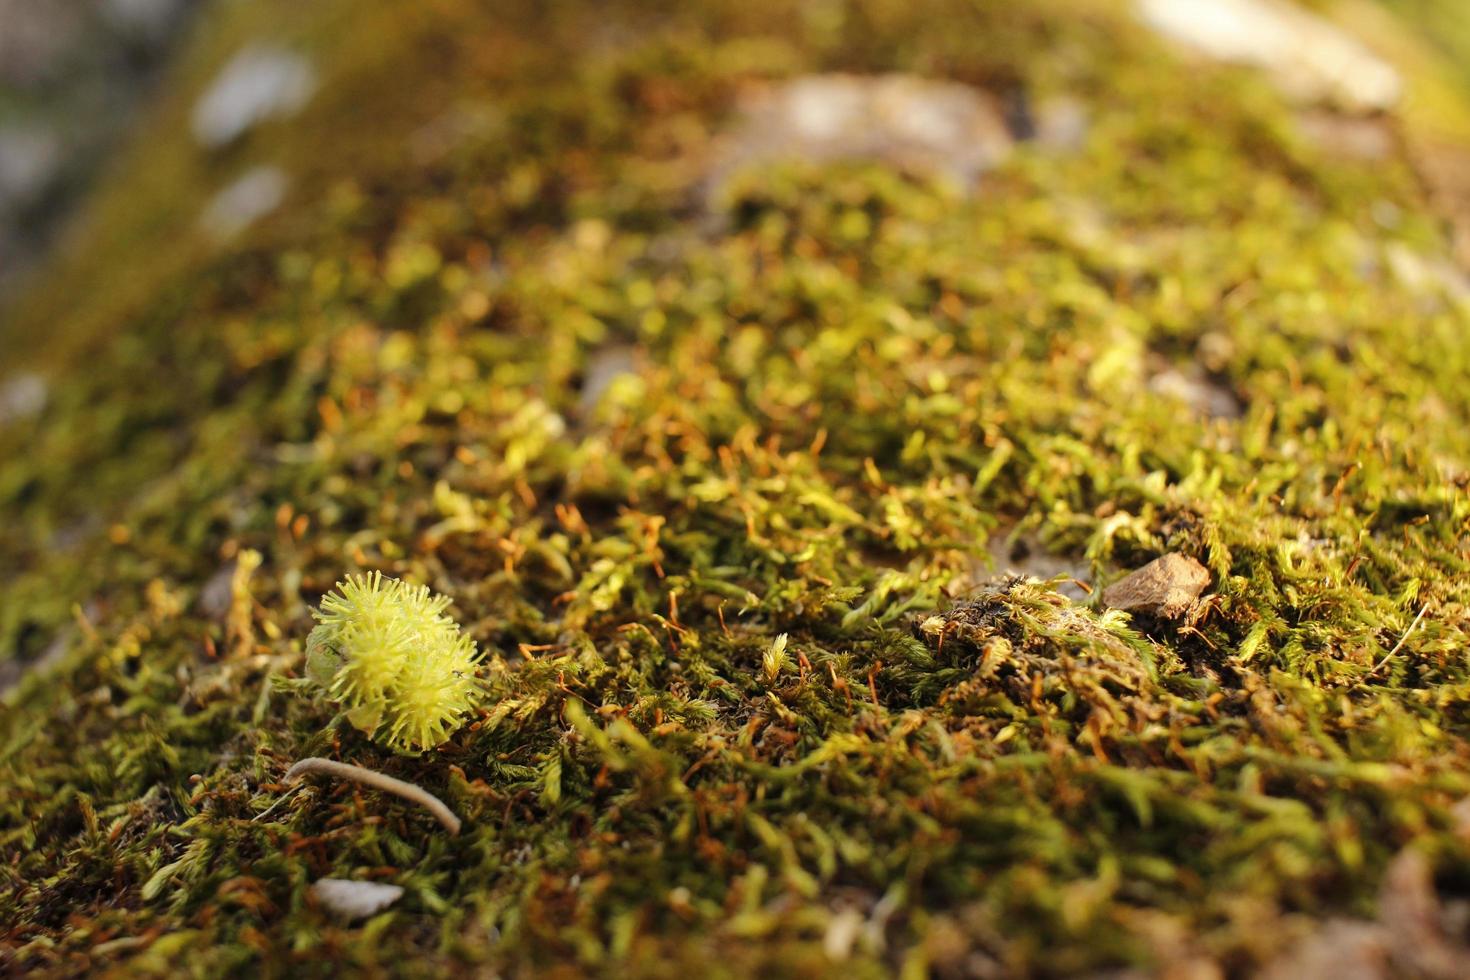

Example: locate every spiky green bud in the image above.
[305,572,481,752]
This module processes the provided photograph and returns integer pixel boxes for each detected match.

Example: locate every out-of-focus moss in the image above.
[3,0,1470,975]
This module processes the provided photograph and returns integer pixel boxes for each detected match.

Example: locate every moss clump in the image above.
[3,0,1470,976]
[305,573,481,753]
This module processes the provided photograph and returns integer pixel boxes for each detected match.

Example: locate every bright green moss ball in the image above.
[306,572,482,752]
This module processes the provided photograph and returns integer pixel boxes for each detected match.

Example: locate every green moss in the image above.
[4,0,1470,975]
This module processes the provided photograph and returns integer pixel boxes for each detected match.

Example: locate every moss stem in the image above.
[1369,605,1430,678]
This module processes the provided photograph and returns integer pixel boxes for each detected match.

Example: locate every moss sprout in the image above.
[305,572,481,752]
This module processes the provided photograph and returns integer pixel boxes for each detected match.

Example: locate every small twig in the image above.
[283,757,462,835]
[251,781,305,824]
[1367,605,1429,679]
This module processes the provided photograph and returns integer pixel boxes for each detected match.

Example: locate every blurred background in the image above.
[0,0,201,300]
[1,0,1468,323]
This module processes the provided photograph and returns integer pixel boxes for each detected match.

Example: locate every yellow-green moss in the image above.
[3,0,1470,976]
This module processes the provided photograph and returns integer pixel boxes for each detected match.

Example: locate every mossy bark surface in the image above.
[4,1,1470,975]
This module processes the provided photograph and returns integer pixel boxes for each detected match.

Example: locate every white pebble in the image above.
[309,878,404,921]
[0,373,48,424]
[200,166,288,239]
[192,45,315,149]
[1136,0,1401,112]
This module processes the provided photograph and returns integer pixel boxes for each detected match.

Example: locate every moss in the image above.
[3,0,1470,975]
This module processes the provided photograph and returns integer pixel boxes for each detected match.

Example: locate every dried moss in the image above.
[3,0,1470,976]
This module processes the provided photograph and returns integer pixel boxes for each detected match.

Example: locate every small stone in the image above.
[578,344,638,415]
[0,126,62,211]
[1136,0,1401,112]
[1376,849,1470,978]
[192,45,316,149]
[1258,920,1390,980]
[708,73,1013,204]
[1295,111,1394,163]
[198,560,239,620]
[1033,96,1090,153]
[0,372,48,424]
[1385,243,1470,307]
[309,878,404,921]
[1102,553,1210,618]
[823,908,863,962]
[200,166,288,239]
[1149,366,1241,420]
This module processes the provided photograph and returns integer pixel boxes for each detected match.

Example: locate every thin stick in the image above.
[284,757,462,835]
[251,781,304,824]
[1368,605,1428,679]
